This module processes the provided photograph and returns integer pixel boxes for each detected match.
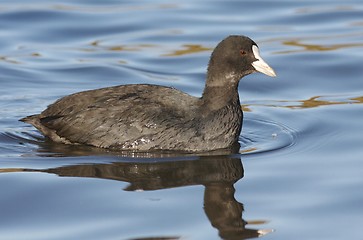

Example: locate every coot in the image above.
[21,35,276,152]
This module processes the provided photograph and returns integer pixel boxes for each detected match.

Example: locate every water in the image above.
[1,0,363,239]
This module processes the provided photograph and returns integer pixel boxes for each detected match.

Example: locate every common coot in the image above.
[21,35,276,152]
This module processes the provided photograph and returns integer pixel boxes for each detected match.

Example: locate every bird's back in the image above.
[21,84,204,150]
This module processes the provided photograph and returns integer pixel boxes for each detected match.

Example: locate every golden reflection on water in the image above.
[89,40,156,52]
[90,41,212,57]
[242,95,363,111]
[162,44,212,56]
[109,44,155,52]
[0,56,20,64]
[239,147,257,154]
[295,5,356,14]
[268,30,363,54]
[281,40,363,53]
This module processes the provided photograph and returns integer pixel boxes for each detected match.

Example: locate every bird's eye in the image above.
[240,50,247,56]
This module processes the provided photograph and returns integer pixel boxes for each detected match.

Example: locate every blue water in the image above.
[1,0,363,239]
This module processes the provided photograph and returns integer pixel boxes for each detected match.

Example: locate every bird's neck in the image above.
[201,75,241,111]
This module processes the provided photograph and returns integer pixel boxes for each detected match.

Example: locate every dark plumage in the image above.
[20,35,276,152]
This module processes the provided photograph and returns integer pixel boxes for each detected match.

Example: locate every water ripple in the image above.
[240,117,297,155]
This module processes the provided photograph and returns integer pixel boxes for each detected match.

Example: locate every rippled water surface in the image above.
[1,0,363,239]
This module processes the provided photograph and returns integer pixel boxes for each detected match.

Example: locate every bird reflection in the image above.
[13,152,271,240]
[1,135,272,239]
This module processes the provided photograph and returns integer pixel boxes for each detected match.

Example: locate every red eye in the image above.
[240,50,247,56]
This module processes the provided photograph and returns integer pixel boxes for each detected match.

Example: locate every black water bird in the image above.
[21,35,276,152]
